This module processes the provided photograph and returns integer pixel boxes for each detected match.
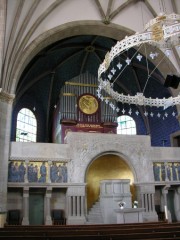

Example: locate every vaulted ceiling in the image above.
[3,0,179,141]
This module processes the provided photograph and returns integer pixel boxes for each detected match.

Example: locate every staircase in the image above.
[86,201,104,224]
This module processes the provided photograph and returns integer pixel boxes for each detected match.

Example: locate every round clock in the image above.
[79,94,98,115]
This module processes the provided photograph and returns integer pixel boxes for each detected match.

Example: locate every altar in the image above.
[114,208,145,224]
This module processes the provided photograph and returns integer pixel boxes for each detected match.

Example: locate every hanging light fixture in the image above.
[97,13,180,110]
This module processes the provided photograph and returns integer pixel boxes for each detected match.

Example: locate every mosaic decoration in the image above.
[28,162,47,183]
[8,161,26,182]
[50,162,67,183]
[8,161,68,183]
[153,162,180,181]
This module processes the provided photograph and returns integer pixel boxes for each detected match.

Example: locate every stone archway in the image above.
[11,20,177,97]
[85,153,134,210]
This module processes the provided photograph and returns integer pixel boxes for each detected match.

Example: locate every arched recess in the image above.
[85,153,135,210]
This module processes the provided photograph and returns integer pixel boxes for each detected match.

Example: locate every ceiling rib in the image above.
[171,0,177,13]
[109,0,138,21]
[94,0,106,20]
[144,0,157,17]
[8,0,66,93]
[106,0,114,23]
[3,0,25,91]
[80,52,89,74]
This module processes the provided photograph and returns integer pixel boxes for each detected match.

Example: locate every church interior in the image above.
[0,0,180,237]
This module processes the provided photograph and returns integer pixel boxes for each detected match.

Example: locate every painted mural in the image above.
[8,161,68,183]
[153,162,180,181]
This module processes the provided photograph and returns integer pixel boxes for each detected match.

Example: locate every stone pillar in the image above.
[24,160,29,183]
[165,163,169,181]
[136,184,158,222]
[22,187,29,225]
[174,186,180,221]
[162,185,171,222]
[66,185,86,225]
[0,0,6,79]
[0,91,14,227]
[47,161,52,183]
[45,187,52,225]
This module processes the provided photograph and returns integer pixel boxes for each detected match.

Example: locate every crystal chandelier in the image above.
[97,13,180,110]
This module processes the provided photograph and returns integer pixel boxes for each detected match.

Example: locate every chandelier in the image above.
[97,13,180,111]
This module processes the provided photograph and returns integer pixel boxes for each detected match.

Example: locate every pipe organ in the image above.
[53,72,118,143]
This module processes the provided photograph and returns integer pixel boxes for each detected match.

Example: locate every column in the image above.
[81,196,84,216]
[175,187,180,221]
[145,194,148,212]
[0,0,6,79]
[141,193,144,209]
[151,193,155,212]
[135,184,158,222]
[22,187,29,225]
[77,196,80,217]
[66,185,86,225]
[45,187,52,225]
[165,163,169,181]
[24,160,29,183]
[0,91,14,227]
[148,194,152,212]
[47,161,52,183]
[72,196,76,216]
[162,185,171,222]
[68,196,72,217]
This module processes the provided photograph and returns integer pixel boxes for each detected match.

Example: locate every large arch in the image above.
[11,20,177,98]
[66,133,150,184]
[85,153,135,210]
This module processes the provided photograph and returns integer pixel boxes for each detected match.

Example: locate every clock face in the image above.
[79,95,99,115]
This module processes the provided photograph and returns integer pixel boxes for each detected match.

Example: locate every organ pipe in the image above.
[59,72,117,122]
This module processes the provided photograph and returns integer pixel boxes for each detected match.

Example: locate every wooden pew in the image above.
[1,222,180,240]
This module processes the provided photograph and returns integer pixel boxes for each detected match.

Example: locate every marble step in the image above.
[86,201,103,224]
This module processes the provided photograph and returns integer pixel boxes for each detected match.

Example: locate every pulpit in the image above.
[100,179,145,224]
[100,179,132,224]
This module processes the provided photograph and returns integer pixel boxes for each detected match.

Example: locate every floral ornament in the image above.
[118,201,126,209]
[133,200,138,208]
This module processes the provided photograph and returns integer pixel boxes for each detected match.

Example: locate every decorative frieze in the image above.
[9,156,69,162]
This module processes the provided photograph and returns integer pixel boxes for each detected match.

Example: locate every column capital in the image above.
[0,90,15,104]
[23,187,29,197]
[48,160,52,165]
[46,187,52,197]
[162,185,170,194]
[177,186,180,194]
